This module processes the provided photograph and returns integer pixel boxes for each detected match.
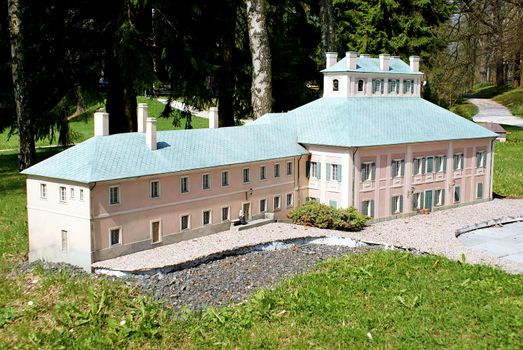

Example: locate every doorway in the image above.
[242,202,251,220]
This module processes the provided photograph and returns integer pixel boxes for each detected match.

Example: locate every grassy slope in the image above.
[449,101,478,120]
[0,97,208,150]
[0,149,522,348]
[494,125,523,198]
[493,88,523,117]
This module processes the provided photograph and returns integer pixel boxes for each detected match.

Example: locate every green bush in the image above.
[287,201,368,231]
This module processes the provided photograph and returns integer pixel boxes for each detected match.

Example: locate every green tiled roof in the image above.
[254,97,497,148]
[22,124,309,183]
[322,56,422,75]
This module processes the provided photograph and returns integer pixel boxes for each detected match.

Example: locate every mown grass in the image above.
[0,97,208,150]
[493,88,523,118]
[449,101,478,120]
[468,83,512,99]
[493,125,523,198]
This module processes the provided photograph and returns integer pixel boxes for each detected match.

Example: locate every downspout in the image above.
[352,147,359,207]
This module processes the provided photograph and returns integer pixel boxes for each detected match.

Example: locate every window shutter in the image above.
[361,164,367,182]
[413,194,417,209]
[453,155,458,171]
[371,163,376,180]
[326,163,331,181]
[460,154,464,169]
[442,190,445,205]
[443,156,447,172]
[455,186,460,202]
[482,152,486,167]
[360,201,366,214]
[427,157,433,173]
[391,161,397,178]
[317,162,321,179]
[476,152,481,168]
[391,196,396,214]
[306,161,310,178]
[380,80,384,94]
[370,200,374,217]
[372,80,376,93]
[413,159,419,175]
[337,165,342,182]
[477,183,483,198]
[435,157,441,172]
[421,158,426,174]
[399,195,403,212]
[401,160,405,177]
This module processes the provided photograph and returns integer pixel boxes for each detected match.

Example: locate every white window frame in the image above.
[332,79,339,91]
[435,189,444,206]
[454,153,464,170]
[243,168,250,183]
[414,157,424,175]
[330,164,340,181]
[202,210,212,226]
[362,162,374,182]
[180,176,189,193]
[477,151,486,168]
[40,183,47,199]
[109,226,122,247]
[180,214,191,231]
[221,206,230,222]
[259,198,267,213]
[202,173,210,190]
[286,193,293,208]
[221,170,230,187]
[70,188,75,200]
[274,163,281,178]
[109,186,120,205]
[476,182,483,199]
[454,186,461,203]
[150,219,162,244]
[286,161,293,176]
[435,155,445,173]
[311,161,320,179]
[79,189,84,201]
[357,79,365,92]
[61,230,68,253]
[361,200,373,217]
[260,165,267,180]
[59,186,67,202]
[150,180,160,198]
[273,195,281,211]
[413,192,423,210]
[392,159,403,178]
[392,195,402,214]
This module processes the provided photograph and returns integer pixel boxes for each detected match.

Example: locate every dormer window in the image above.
[372,79,384,94]
[357,79,364,92]
[404,79,415,94]
[332,79,339,91]
[389,79,400,94]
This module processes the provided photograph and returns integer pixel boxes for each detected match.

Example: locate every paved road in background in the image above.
[468,98,523,128]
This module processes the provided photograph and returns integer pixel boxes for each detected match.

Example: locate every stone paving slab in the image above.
[93,199,523,274]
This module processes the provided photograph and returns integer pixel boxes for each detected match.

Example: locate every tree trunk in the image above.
[246,0,272,118]
[8,0,35,170]
[319,0,336,54]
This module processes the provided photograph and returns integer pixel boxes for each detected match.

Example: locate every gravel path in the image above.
[93,199,523,274]
[468,98,523,128]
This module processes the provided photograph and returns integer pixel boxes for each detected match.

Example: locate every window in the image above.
[151,220,161,243]
[391,195,403,214]
[329,200,337,208]
[180,215,190,230]
[70,188,75,200]
[180,177,189,193]
[357,79,364,92]
[333,79,339,91]
[360,200,374,217]
[110,227,121,246]
[391,159,404,178]
[388,79,400,94]
[310,161,321,179]
[476,182,483,199]
[221,207,230,221]
[476,151,486,168]
[435,156,446,173]
[150,180,160,198]
[202,174,210,190]
[273,196,281,210]
[61,230,68,253]
[413,158,425,175]
[242,168,250,183]
[453,154,464,171]
[79,189,84,201]
[286,161,293,176]
[454,186,461,203]
[372,79,384,94]
[221,171,229,186]
[203,210,211,225]
[328,163,342,181]
[109,186,120,205]
[434,189,444,206]
[260,199,267,212]
[40,184,47,199]
[286,193,293,208]
[403,79,412,94]
[274,164,280,177]
[413,192,424,210]
[260,166,267,180]
[426,156,434,173]
[361,162,375,182]
[59,186,67,202]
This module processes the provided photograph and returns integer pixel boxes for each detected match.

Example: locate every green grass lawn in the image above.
[1,148,523,348]
[493,88,523,118]
[0,97,208,150]
[493,125,523,198]
[449,101,478,120]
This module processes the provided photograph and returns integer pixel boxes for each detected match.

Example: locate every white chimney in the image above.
[208,107,219,128]
[94,112,109,136]
[379,53,390,71]
[346,51,357,70]
[137,103,148,133]
[325,52,338,69]
[146,117,157,150]
[409,56,420,72]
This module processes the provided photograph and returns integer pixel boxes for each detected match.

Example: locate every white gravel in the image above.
[92,199,523,274]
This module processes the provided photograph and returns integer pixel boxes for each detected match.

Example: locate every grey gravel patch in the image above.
[14,260,88,277]
[134,244,377,311]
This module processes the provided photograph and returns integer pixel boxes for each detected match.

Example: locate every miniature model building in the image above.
[23,52,497,271]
